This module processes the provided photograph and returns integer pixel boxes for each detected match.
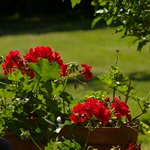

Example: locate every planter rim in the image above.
[63,124,139,130]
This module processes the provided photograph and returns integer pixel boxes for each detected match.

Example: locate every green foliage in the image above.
[63,63,150,149]
[71,0,150,51]
[0,46,94,148]
[84,90,109,100]
[28,59,61,82]
[97,66,130,96]
[97,65,150,124]
[0,63,62,143]
[0,59,77,145]
[70,0,81,8]
[45,138,81,150]
[140,122,150,135]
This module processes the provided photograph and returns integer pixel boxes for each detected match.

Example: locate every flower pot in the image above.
[60,125,139,150]
[3,133,45,150]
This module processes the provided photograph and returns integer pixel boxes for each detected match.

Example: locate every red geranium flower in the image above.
[84,98,99,118]
[69,98,111,125]
[24,46,52,63]
[49,51,63,65]
[2,50,24,75]
[69,103,86,123]
[111,97,131,121]
[80,64,93,80]
[69,113,85,123]
[72,104,86,116]
[24,46,66,78]
[93,101,111,124]
[59,64,68,77]
[2,46,93,83]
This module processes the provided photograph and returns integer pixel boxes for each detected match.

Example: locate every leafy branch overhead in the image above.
[70,0,81,8]
[71,0,150,51]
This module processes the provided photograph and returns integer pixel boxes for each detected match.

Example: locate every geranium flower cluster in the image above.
[2,46,92,80]
[69,97,131,125]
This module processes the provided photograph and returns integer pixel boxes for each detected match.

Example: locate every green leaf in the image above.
[22,79,35,92]
[98,0,107,6]
[60,92,73,104]
[137,40,148,52]
[8,70,23,82]
[28,59,61,82]
[98,74,117,87]
[106,16,114,25]
[70,0,81,8]
[140,122,150,135]
[111,66,121,74]
[91,16,102,28]
[0,89,15,98]
[117,85,128,93]
[116,25,124,33]
[38,94,45,104]
[42,80,63,96]
[51,82,63,96]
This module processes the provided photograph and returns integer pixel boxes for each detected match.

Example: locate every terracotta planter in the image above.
[60,125,139,150]
[3,133,45,150]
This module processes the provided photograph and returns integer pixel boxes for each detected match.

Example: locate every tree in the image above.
[70,0,150,51]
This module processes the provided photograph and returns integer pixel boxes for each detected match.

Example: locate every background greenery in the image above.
[0,21,149,149]
[71,0,150,52]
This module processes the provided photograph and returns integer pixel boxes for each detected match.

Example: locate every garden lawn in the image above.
[0,21,150,149]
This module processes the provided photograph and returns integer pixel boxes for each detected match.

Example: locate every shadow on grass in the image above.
[0,18,107,36]
[128,72,150,81]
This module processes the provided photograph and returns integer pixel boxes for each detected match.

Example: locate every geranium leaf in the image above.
[8,70,23,82]
[51,82,63,96]
[0,89,15,98]
[117,85,128,93]
[60,92,73,104]
[98,74,117,87]
[28,59,61,81]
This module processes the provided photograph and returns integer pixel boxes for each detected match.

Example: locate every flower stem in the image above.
[30,135,41,150]
[83,122,92,150]
[125,81,131,103]
[62,75,70,114]
[34,76,41,94]
[0,82,7,86]
[113,87,116,98]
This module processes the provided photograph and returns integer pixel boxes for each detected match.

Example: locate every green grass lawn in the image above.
[0,20,150,148]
